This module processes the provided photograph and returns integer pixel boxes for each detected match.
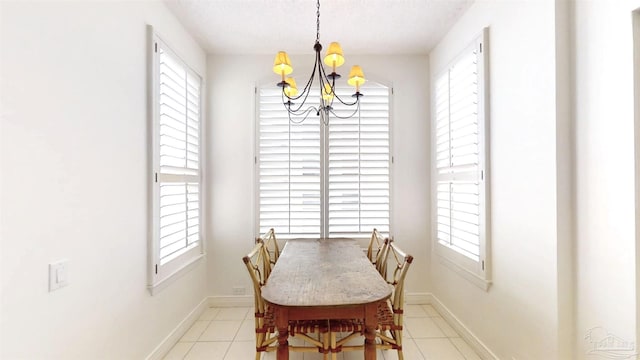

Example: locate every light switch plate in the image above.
[49,260,69,292]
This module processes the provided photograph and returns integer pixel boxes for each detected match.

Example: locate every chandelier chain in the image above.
[316,0,320,42]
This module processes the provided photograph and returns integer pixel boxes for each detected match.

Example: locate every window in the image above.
[149,30,203,293]
[433,28,490,289]
[256,82,391,239]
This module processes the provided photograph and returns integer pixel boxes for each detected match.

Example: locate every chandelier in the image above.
[272,0,366,125]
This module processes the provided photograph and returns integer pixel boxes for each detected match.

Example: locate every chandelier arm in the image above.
[331,90,360,107]
[283,68,315,102]
[281,67,319,114]
[282,49,319,104]
[287,104,318,117]
[328,101,361,119]
[316,55,360,107]
[288,106,319,124]
[316,49,334,116]
[317,49,326,97]
[282,85,317,114]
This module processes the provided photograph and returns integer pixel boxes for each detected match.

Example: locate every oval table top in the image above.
[261,238,392,307]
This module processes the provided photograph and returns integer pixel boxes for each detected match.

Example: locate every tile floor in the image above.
[163,305,481,360]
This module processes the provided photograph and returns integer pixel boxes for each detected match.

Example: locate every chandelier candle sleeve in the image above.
[348,65,366,93]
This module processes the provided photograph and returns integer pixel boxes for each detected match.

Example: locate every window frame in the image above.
[432,28,491,290]
[148,27,205,295]
[254,80,394,240]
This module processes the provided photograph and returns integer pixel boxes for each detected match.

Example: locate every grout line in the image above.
[181,341,195,360]
[446,337,468,360]
[220,341,233,360]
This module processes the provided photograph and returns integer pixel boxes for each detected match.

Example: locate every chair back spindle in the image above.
[258,228,280,267]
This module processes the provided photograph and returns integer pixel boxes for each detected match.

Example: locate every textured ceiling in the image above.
[163,0,474,55]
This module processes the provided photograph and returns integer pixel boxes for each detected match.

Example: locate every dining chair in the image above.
[329,238,414,360]
[242,240,330,360]
[367,228,390,277]
[257,228,280,268]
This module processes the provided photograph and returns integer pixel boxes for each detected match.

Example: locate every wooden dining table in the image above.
[261,238,392,360]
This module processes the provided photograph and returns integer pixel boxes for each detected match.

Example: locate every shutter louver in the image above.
[435,45,482,261]
[157,44,201,265]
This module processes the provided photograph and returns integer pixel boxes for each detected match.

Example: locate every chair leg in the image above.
[330,332,338,360]
[323,331,329,360]
[395,329,403,360]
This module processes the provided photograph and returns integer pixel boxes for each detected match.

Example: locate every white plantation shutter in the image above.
[328,84,390,237]
[257,82,391,239]
[434,30,489,276]
[258,87,322,238]
[151,32,203,289]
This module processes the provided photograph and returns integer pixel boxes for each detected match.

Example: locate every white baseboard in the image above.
[427,294,498,360]
[145,297,210,360]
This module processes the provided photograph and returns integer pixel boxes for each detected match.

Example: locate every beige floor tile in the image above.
[184,341,231,360]
[199,320,242,341]
[339,349,383,360]
[199,307,221,321]
[215,307,250,320]
[414,338,465,360]
[235,318,256,342]
[224,340,256,359]
[432,317,459,337]
[163,342,194,360]
[401,324,413,339]
[404,317,446,339]
[404,304,429,318]
[181,321,210,342]
[381,338,425,360]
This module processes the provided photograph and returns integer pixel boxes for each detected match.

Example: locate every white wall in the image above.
[573,0,639,357]
[429,1,565,358]
[635,8,640,353]
[0,2,208,358]
[206,54,431,299]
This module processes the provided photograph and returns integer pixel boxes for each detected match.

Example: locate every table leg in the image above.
[275,306,289,360]
[364,302,377,360]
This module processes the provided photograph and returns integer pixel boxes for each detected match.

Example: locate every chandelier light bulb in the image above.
[322,83,334,101]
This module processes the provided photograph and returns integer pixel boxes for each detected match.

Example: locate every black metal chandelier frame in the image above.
[276,0,363,125]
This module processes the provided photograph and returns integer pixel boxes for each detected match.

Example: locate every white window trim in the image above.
[253,79,394,240]
[432,28,491,290]
[147,26,205,295]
